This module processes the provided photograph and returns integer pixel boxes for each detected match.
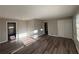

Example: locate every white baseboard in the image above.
[38,34,45,36]
[48,34,57,37]
[48,34,72,39]
[0,40,8,44]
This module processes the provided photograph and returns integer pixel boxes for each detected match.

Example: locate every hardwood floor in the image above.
[0,35,78,54]
[0,40,23,54]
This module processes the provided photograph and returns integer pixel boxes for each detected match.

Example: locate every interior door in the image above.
[44,22,48,34]
[8,22,16,41]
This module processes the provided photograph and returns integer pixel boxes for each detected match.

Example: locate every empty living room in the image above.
[0,5,79,54]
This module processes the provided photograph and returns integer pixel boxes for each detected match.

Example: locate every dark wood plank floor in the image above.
[0,40,23,54]
[0,35,78,54]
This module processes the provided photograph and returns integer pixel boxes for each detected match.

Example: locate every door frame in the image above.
[44,22,48,34]
[6,21,17,42]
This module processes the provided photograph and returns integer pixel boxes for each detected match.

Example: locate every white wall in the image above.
[47,18,72,39]
[27,20,35,36]
[48,20,57,36]
[0,19,6,43]
[0,17,72,43]
[0,18,45,43]
[18,21,28,39]
[28,20,45,38]
[0,19,10,43]
[73,10,79,53]
[0,21,1,42]
[0,18,29,43]
[34,20,45,36]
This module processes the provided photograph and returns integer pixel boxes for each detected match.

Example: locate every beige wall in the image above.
[47,18,72,39]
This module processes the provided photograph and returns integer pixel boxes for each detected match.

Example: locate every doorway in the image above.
[7,22,16,41]
[44,22,48,35]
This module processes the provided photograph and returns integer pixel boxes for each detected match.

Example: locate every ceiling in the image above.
[0,5,78,20]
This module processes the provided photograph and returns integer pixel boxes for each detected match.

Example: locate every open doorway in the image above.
[7,22,16,41]
[44,22,48,35]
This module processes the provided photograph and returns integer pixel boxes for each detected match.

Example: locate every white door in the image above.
[58,19,72,38]
[58,20,64,37]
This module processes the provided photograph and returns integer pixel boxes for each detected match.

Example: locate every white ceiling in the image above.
[0,5,78,20]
